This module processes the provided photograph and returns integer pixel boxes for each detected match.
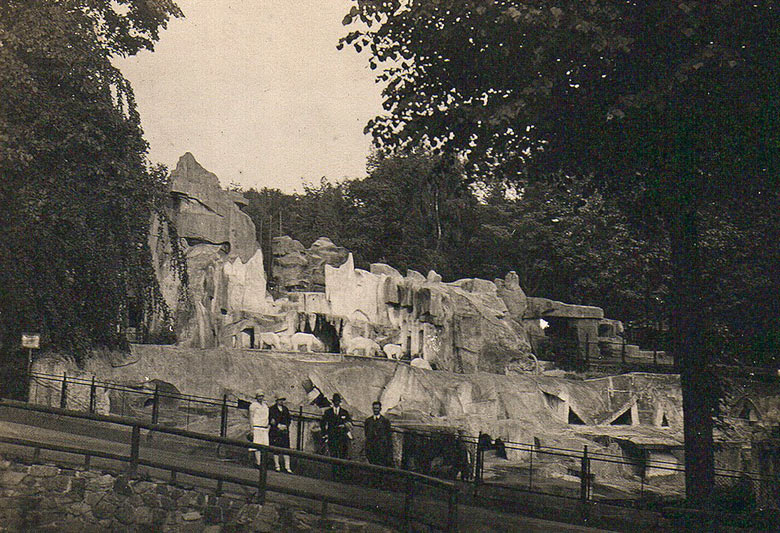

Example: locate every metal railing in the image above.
[0,398,459,532]
[28,370,479,477]
[472,434,780,529]
[26,370,780,529]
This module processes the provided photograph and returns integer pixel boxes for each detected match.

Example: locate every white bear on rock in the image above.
[344,336,382,357]
[382,343,403,360]
[288,332,325,352]
[257,332,283,351]
[410,357,432,370]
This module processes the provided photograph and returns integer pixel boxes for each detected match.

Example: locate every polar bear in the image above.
[258,332,282,351]
[289,332,325,352]
[344,336,382,357]
[382,343,403,360]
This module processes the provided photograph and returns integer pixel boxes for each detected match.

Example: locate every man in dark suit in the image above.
[364,401,393,466]
[269,395,293,473]
[320,393,352,460]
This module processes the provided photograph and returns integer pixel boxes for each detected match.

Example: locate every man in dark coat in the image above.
[364,401,393,466]
[269,396,293,473]
[320,393,352,460]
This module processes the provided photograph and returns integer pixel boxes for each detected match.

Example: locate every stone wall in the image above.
[0,455,395,532]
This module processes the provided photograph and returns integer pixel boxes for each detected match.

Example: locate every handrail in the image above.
[0,398,456,490]
[0,398,459,531]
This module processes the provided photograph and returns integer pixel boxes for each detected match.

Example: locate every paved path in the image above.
[0,407,612,532]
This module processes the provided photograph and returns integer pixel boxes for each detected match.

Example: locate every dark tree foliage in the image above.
[0,0,182,374]
[342,0,779,504]
[242,151,479,281]
[343,151,478,279]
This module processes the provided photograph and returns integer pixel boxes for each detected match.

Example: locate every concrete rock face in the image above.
[169,152,258,262]
[149,153,624,373]
[272,236,349,291]
[148,153,275,348]
[322,257,535,373]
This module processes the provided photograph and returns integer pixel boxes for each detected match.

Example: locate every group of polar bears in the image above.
[255,332,406,360]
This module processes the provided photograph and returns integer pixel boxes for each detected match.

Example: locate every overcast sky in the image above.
[116,0,383,193]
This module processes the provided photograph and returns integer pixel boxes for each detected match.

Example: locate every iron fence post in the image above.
[151,383,160,425]
[528,441,534,491]
[297,406,304,451]
[220,394,228,438]
[621,338,626,364]
[89,376,96,414]
[130,425,140,475]
[580,445,590,522]
[585,333,590,370]
[580,445,589,502]
[59,373,68,409]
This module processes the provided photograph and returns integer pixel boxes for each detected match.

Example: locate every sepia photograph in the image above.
[0,1,778,531]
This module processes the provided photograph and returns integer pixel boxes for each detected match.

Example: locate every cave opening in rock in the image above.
[312,315,340,353]
[241,328,255,349]
[611,409,633,426]
[568,407,586,425]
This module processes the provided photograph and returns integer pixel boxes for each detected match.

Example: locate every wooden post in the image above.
[60,373,67,409]
[257,449,268,504]
[404,476,414,530]
[130,425,141,475]
[447,486,459,532]
[528,441,534,491]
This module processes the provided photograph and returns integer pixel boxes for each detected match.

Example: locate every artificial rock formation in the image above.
[148,153,277,348]
[150,153,632,374]
[272,236,349,292]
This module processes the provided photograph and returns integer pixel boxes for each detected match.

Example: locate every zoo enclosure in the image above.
[27,371,780,524]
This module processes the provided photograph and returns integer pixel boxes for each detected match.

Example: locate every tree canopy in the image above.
[0,0,182,374]
[342,0,778,505]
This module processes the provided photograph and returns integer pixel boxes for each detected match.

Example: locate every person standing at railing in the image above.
[364,401,393,467]
[248,389,269,468]
[320,393,352,460]
[269,395,293,474]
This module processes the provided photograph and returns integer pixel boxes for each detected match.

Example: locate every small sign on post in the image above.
[22,333,40,378]
[21,334,40,349]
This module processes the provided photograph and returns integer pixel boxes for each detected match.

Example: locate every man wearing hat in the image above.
[269,395,293,473]
[320,393,352,460]
[248,389,269,468]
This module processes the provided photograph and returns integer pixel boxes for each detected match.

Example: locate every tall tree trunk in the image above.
[669,204,715,506]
